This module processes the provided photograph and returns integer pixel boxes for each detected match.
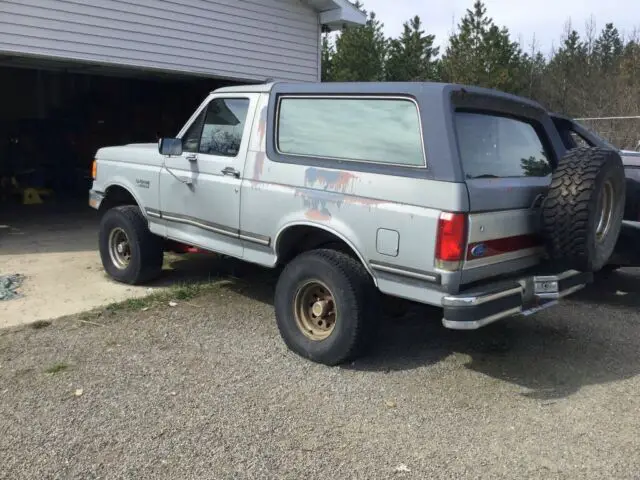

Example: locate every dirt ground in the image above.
[0,203,217,328]
[1,265,640,479]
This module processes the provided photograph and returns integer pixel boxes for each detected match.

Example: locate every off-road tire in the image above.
[542,147,625,272]
[274,249,375,366]
[99,205,164,285]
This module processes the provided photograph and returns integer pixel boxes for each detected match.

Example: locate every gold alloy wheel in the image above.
[293,280,338,341]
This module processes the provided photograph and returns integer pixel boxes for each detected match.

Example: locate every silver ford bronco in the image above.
[89,81,626,365]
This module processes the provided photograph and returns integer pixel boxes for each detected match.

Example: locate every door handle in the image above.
[185,153,197,162]
[222,167,240,178]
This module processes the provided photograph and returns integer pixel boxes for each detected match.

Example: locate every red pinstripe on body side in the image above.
[466,234,542,260]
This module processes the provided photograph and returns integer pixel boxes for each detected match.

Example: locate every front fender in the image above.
[103,178,147,211]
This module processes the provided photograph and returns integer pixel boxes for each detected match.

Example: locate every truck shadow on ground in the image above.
[164,255,640,401]
[359,307,640,401]
[570,268,640,309]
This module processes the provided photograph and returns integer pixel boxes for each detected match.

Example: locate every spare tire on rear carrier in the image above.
[542,146,626,272]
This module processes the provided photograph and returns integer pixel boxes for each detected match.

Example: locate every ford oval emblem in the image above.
[471,243,487,257]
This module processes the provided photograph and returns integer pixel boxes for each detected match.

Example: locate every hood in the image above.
[96,142,161,164]
[125,142,158,149]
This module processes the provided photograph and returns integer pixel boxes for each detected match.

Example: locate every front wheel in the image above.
[99,205,164,285]
[274,249,375,366]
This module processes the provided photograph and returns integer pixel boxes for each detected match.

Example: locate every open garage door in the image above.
[0,58,243,214]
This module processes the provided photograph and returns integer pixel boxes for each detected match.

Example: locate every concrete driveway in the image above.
[0,203,220,328]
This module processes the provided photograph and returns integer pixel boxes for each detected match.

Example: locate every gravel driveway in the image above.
[1,259,640,479]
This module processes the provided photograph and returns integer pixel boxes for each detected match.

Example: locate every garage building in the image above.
[0,0,364,212]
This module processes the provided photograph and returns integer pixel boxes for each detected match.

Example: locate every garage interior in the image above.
[0,57,242,217]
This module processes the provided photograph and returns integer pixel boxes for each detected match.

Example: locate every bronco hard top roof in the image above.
[214,81,547,111]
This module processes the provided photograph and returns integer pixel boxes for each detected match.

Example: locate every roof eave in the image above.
[307,0,366,30]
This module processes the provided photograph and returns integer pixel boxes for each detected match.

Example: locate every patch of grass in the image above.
[45,362,69,374]
[78,310,102,322]
[106,297,150,312]
[30,320,52,330]
[103,279,233,314]
[172,282,211,301]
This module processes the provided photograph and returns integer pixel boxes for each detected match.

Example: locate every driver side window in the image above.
[181,97,250,156]
[182,110,206,153]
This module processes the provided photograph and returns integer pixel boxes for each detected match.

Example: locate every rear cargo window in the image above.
[455,112,552,178]
[276,97,425,167]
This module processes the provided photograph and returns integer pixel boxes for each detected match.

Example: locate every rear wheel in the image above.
[542,147,625,272]
[99,205,164,284]
[274,249,375,366]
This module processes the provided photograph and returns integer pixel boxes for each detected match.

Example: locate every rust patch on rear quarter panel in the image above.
[295,168,385,221]
[304,167,358,193]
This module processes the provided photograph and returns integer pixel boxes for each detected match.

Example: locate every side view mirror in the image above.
[159,137,183,156]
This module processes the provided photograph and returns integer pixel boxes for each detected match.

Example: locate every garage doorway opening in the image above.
[0,62,252,323]
[0,63,244,219]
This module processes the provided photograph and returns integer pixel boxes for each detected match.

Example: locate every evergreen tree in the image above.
[594,23,624,72]
[385,16,439,81]
[439,1,525,92]
[544,27,589,114]
[520,36,547,100]
[620,39,640,80]
[321,33,335,81]
[331,2,387,81]
[320,0,638,149]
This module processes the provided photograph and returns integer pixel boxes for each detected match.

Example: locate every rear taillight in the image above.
[435,212,467,271]
[91,160,97,180]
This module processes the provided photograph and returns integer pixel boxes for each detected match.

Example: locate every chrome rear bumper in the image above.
[441,269,592,330]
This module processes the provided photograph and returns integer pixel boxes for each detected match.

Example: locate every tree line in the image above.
[322,1,640,149]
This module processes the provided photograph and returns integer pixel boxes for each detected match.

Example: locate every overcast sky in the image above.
[359,0,640,55]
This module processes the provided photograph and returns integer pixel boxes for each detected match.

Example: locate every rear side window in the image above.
[455,112,552,178]
[276,97,425,167]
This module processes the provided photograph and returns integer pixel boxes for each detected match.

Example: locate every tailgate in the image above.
[454,111,553,285]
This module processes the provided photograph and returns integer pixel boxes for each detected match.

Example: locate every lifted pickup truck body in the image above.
[90,82,625,365]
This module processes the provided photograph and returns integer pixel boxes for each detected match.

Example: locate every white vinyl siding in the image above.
[0,0,321,82]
